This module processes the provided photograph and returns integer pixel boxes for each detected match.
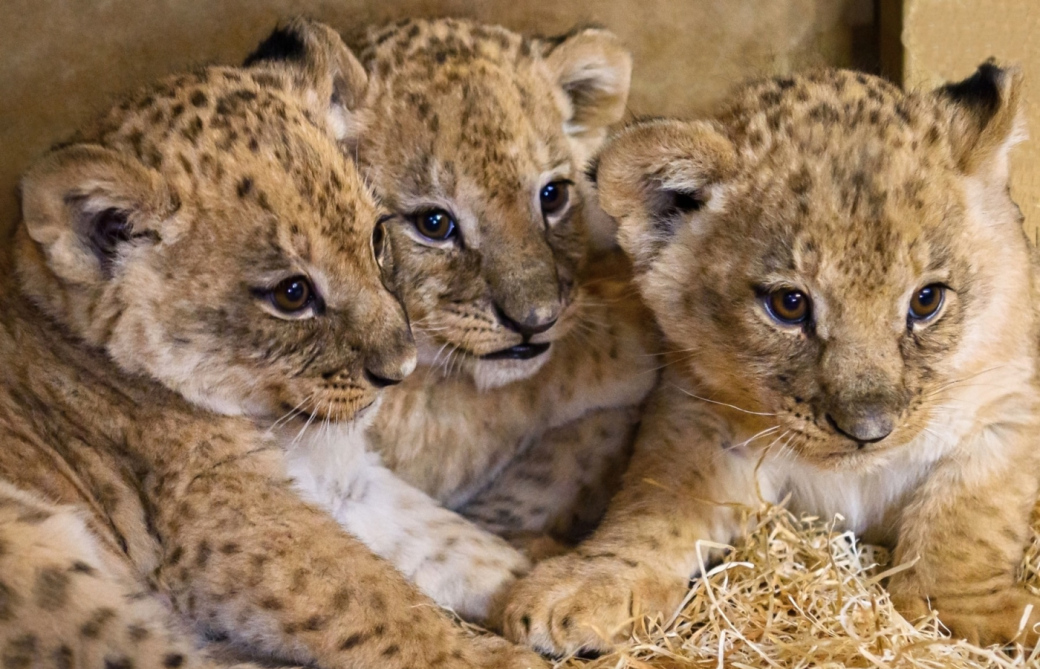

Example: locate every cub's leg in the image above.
[461,406,639,558]
[0,483,226,669]
[289,446,530,624]
[889,432,1040,646]
[502,382,765,655]
[159,434,543,669]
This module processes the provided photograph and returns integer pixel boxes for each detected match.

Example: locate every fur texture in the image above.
[245,18,659,624]
[503,64,1040,653]
[0,20,542,669]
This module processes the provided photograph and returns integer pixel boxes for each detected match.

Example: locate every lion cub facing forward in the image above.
[504,63,1040,652]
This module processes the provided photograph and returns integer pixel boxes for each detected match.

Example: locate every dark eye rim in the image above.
[409,208,459,242]
[908,283,947,321]
[761,287,812,325]
[252,275,323,316]
[539,179,574,217]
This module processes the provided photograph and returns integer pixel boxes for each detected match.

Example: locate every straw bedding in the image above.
[533,501,1040,669]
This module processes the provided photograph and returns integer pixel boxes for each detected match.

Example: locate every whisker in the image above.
[671,384,777,416]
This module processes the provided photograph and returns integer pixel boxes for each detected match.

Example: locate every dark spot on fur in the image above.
[339,632,367,650]
[162,654,184,669]
[0,580,16,622]
[195,540,211,567]
[53,645,73,669]
[34,567,70,610]
[127,624,150,642]
[70,560,97,576]
[190,90,208,107]
[81,607,116,638]
[2,634,36,669]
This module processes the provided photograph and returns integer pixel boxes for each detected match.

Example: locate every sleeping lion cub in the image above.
[504,63,1040,652]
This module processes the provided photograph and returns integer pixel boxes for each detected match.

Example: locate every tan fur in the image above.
[355,17,656,595]
[503,65,1040,653]
[249,19,659,624]
[0,20,543,669]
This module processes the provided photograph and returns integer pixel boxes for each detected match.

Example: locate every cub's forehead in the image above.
[81,66,376,239]
[359,18,530,79]
[713,71,968,284]
[356,20,571,196]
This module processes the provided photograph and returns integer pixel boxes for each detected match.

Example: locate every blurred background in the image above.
[0,0,1036,239]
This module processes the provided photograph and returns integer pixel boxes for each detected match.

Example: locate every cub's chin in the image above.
[470,348,552,391]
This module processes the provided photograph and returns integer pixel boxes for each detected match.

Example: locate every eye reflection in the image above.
[765,288,811,325]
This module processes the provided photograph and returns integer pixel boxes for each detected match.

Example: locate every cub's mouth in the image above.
[480,342,552,361]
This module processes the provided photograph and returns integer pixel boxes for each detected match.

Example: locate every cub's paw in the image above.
[894,588,1040,647]
[501,554,686,657]
[469,634,550,669]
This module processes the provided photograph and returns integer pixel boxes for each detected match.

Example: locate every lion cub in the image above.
[247,18,658,623]
[0,21,541,669]
[504,64,1040,653]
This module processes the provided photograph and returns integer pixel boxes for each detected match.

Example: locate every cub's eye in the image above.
[413,209,457,241]
[909,284,945,321]
[539,180,571,218]
[270,276,314,314]
[765,288,811,325]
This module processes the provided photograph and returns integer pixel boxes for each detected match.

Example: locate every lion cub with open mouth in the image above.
[504,63,1040,653]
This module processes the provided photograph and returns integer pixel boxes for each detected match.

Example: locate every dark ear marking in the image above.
[244,25,307,66]
[647,189,703,238]
[663,190,704,215]
[939,59,1003,127]
[84,207,132,274]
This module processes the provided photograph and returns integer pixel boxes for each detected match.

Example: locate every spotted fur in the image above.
[243,18,659,624]
[504,64,1040,653]
[0,20,542,669]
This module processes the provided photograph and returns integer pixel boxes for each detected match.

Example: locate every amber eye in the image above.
[413,209,457,241]
[909,284,945,321]
[270,276,314,313]
[539,180,571,218]
[765,288,811,325]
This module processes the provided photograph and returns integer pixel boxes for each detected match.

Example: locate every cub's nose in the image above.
[493,303,560,338]
[826,410,894,445]
[362,335,417,389]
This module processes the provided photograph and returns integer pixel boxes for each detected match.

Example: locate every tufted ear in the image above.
[938,61,1025,185]
[245,18,368,142]
[20,144,174,286]
[539,27,632,153]
[592,119,736,270]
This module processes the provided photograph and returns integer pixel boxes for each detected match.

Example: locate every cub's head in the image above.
[596,65,1032,468]
[17,19,415,423]
[251,19,631,389]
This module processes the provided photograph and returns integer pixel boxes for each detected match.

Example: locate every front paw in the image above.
[412,534,531,624]
[502,553,685,656]
[469,634,550,669]
[894,588,1040,646]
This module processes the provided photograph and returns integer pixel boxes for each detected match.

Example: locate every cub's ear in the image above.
[539,27,632,152]
[246,18,367,142]
[937,60,1025,183]
[20,144,173,285]
[593,119,736,269]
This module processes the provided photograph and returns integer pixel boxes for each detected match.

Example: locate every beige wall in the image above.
[901,0,1040,241]
[0,0,871,233]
